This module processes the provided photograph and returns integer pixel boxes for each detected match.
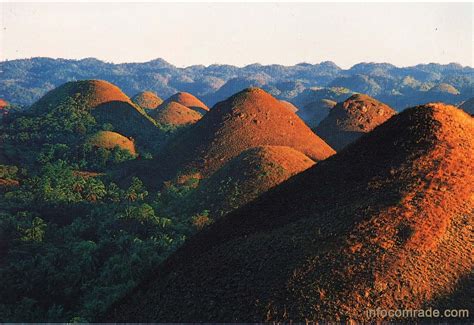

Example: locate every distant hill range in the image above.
[1,58,472,110]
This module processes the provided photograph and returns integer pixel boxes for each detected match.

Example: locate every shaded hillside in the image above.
[186,145,314,219]
[131,91,163,110]
[104,103,473,322]
[150,101,202,127]
[157,88,335,179]
[297,99,336,128]
[87,131,136,155]
[459,97,474,115]
[29,80,162,150]
[162,92,209,114]
[316,94,396,151]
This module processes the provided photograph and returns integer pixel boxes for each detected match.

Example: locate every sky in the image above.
[0,2,472,68]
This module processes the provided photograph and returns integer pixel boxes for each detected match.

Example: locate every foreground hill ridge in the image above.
[104,103,473,321]
[157,87,335,179]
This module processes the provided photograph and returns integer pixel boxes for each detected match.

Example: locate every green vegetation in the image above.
[0,94,205,322]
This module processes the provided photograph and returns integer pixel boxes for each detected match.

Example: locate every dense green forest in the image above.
[0,96,207,322]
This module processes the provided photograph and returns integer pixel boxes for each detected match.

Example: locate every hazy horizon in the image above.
[1,2,472,69]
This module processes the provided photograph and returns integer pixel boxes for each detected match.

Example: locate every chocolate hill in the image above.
[459,97,474,115]
[150,101,202,127]
[159,88,335,179]
[187,145,314,219]
[297,99,336,128]
[104,103,473,322]
[31,79,132,110]
[163,92,209,114]
[131,91,163,110]
[30,80,159,148]
[316,94,396,151]
[87,131,136,155]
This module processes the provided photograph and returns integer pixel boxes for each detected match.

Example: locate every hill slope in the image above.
[297,99,336,128]
[187,145,314,218]
[459,97,474,115]
[316,94,396,150]
[150,101,202,127]
[30,80,161,149]
[163,92,209,114]
[131,91,163,110]
[87,131,136,155]
[104,103,473,322]
[158,87,335,178]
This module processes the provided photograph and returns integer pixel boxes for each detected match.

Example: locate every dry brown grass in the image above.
[132,91,163,110]
[87,131,136,155]
[150,101,202,126]
[103,103,473,322]
[316,93,396,151]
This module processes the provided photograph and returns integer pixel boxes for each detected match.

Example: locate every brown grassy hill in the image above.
[31,79,132,110]
[87,131,136,155]
[104,103,473,322]
[30,80,160,149]
[279,100,298,113]
[150,101,202,127]
[163,92,209,114]
[459,97,474,115]
[132,91,163,110]
[316,94,396,151]
[298,99,337,128]
[187,145,314,219]
[158,87,335,179]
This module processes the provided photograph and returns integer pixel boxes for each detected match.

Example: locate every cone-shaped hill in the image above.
[459,97,474,115]
[131,91,163,110]
[150,101,202,127]
[31,79,132,110]
[297,99,336,128]
[159,88,335,178]
[87,131,136,155]
[186,145,314,219]
[30,80,159,148]
[163,92,209,114]
[316,94,396,151]
[104,103,473,322]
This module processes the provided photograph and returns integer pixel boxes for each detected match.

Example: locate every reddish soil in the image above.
[316,93,396,150]
[104,103,473,322]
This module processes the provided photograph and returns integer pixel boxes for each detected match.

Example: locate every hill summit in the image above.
[159,87,335,178]
[31,79,132,110]
[131,91,163,110]
[150,101,202,127]
[163,92,209,114]
[316,94,396,150]
[104,103,473,322]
